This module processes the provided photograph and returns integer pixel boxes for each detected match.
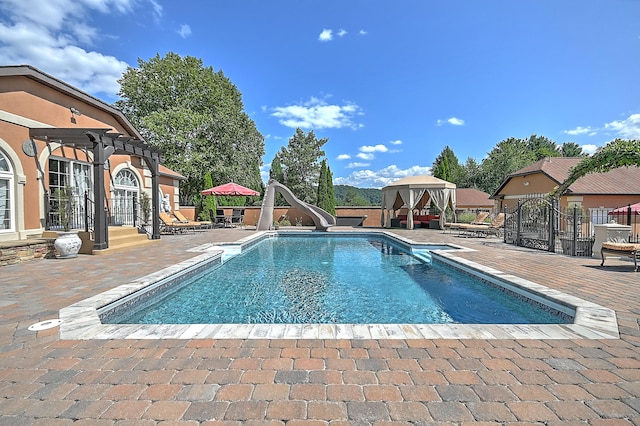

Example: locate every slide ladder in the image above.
[257,179,336,231]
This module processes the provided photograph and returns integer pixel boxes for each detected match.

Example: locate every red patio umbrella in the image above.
[201,182,260,196]
[608,202,640,216]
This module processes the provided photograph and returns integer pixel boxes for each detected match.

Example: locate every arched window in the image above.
[0,151,13,231]
[113,169,139,226]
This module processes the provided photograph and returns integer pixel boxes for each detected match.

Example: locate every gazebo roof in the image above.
[383,175,456,189]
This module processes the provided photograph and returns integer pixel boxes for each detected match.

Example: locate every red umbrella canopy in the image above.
[201,182,260,196]
[608,202,640,215]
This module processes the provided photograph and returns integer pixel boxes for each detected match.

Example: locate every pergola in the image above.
[30,128,163,250]
[381,175,456,230]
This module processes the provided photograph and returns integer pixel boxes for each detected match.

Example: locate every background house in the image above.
[492,157,640,211]
[454,188,494,214]
[0,65,181,246]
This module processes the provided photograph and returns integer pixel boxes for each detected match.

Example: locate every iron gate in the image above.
[504,195,556,252]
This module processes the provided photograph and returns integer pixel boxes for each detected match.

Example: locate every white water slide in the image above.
[257,179,336,231]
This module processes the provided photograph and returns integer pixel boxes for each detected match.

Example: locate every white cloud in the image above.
[334,164,431,188]
[581,144,598,155]
[389,139,402,145]
[271,96,363,130]
[178,24,192,39]
[437,117,465,126]
[356,153,374,160]
[359,30,368,36]
[0,0,149,98]
[337,154,351,160]
[360,144,388,153]
[337,29,347,37]
[604,113,640,139]
[563,126,593,136]
[318,29,333,41]
[346,162,370,169]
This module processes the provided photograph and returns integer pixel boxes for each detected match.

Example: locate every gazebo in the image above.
[381,175,456,229]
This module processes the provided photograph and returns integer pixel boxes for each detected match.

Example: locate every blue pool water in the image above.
[108,235,566,325]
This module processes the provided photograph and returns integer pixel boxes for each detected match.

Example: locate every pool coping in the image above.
[59,230,620,340]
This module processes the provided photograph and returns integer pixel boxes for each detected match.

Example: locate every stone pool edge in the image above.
[59,230,619,340]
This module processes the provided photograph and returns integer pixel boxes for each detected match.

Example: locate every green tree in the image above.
[553,139,640,195]
[343,187,368,206]
[326,165,336,215]
[458,157,482,189]
[199,172,217,220]
[526,134,559,160]
[316,159,336,214]
[269,152,287,206]
[432,146,464,184]
[477,137,536,194]
[317,159,329,211]
[115,52,264,205]
[279,128,328,204]
[560,142,585,157]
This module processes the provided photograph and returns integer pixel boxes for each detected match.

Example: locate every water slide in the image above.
[257,179,336,231]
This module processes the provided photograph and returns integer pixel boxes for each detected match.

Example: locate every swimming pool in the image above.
[59,230,620,340]
[104,235,565,325]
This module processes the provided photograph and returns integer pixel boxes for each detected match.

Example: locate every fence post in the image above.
[548,198,556,252]
[572,207,578,256]
[84,191,89,232]
[133,194,138,227]
[44,190,50,230]
[516,200,522,246]
[627,204,632,226]
[503,207,507,243]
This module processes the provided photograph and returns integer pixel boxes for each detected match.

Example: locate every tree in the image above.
[326,165,336,215]
[526,134,559,160]
[199,172,217,220]
[115,53,265,205]
[560,142,585,157]
[269,153,287,206]
[432,146,464,184]
[553,139,640,195]
[317,159,336,214]
[279,128,328,204]
[477,137,536,194]
[458,157,482,189]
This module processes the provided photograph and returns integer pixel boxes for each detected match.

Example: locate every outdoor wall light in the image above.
[69,107,82,116]
[524,181,530,186]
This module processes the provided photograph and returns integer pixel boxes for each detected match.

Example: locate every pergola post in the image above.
[90,132,108,250]
[148,157,161,240]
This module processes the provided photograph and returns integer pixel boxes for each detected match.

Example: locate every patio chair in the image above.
[173,211,213,230]
[159,212,194,233]
[212,209,229,227]
[230,208,245,226]
[443,211,489,233]
[458,212,505,238]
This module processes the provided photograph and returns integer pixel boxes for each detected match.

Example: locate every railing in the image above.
[504,195,639,257]
[46,192,147,232]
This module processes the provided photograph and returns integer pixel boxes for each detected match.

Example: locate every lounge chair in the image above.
[458,213,505,238]
[443,211,489,233]
[601,242,640,272]
[159,212,194,233]
[173,211,212,230]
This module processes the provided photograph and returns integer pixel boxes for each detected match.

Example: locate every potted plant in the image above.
[53,186,82,258]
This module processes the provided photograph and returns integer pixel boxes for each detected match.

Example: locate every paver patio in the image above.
[1,227,639,424]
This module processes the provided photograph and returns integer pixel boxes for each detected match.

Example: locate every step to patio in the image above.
[83,226,159,255]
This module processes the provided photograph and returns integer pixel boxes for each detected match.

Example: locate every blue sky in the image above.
[1,0,639,188]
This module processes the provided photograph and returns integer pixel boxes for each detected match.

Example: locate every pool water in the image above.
[110,235,565,325]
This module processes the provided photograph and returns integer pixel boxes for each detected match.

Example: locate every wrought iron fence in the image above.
[504,194,639,257]
[46,192,142,231]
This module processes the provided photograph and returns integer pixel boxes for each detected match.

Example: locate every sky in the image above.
[1,0,639,188]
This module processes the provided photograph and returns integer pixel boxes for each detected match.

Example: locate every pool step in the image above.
[412,251,433,264]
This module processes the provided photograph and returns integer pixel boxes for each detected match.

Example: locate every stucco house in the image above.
[454,188,494,214]
[0,65,183,249]
[491,157,640,211]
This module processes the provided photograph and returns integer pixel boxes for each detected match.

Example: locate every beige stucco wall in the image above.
[0,73,175,241]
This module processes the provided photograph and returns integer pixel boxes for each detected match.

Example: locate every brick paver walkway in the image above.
[1,227,639,424]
